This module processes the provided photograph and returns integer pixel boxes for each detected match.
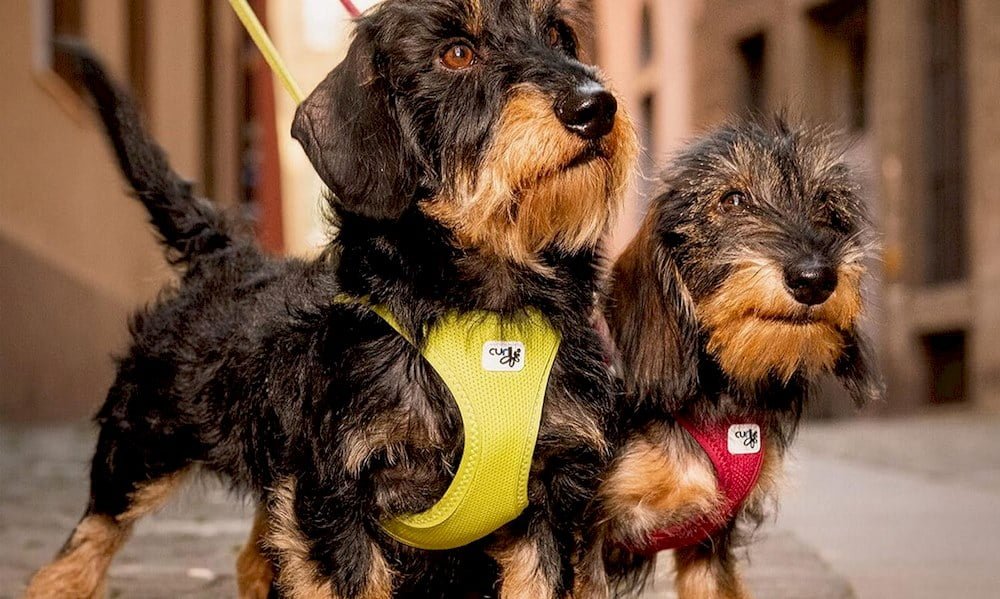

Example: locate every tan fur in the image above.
[489,538,556,599]
[265,479,336,599]
[23,516,126,599]
[466,0,483,34]
[573,536,611,599]
[24,470,189,599]
[698,259,863,384]
[266,478,394,599]
[599,426,720,546]
[119,470,189,522]
[543,399,608,453]
[237,508,275,599]
[599,424,787,599]
[342,407,446,477]
[673,547,751,599]
[422,86,636,268]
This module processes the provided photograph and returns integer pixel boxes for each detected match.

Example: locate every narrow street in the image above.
[3,409,999,598]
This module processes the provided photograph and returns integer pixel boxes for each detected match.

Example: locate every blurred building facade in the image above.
[3,1,998,421]
[595,0,1000,414]
[0,0,266,420]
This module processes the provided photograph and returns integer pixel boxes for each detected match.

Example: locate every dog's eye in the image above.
[545,22,578,56]
[817,193,852,231]
[718,191,748,215]
[546,25,562,48]
[440,42,476,70]
[823,206,852,232]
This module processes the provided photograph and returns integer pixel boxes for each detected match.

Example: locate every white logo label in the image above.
[727,424,761,455]
[482,341,525,372]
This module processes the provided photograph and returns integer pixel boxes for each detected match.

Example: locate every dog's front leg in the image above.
[488,510,570,599]
[265,477,395,599]
[571,531,610,599]
[237,506,276,598]
[673,525,750,599]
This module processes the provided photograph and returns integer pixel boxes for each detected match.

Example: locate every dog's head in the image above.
[608,119,881,406]
[294,0,637,265]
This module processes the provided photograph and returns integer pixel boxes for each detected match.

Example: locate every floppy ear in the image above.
[605,215,700,406]
[834,330,884,407]
[292,28,417,220]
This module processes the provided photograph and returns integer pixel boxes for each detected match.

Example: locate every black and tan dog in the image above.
[589,119,881,598]
[24,1,636,598]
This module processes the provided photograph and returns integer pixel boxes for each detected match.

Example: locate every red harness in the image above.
[627,418,765,555]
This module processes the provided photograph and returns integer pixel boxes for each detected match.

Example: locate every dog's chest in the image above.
[341,332,607,517]
[603,423,781,547]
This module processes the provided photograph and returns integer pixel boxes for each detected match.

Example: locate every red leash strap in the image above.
[339,0,362,18]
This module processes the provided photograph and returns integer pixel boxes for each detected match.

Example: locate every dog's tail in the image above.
[58,39,233,263]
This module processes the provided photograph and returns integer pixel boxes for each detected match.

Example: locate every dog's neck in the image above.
[329,208,603,329]
[687,352,807,449]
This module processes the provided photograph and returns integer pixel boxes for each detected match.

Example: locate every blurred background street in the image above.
[2,0,999,597]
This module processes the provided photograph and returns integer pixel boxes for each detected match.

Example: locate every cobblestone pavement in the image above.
[14,415,950,599]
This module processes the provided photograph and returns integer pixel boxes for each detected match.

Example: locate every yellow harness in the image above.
[372,306,560,549]
[228,1,561,549]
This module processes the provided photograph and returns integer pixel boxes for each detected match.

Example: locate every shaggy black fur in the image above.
[601,119,883,595]
[41,2,628,597]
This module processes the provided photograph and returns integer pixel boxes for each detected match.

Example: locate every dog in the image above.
[586,119,882,598]
[24,1,637,597]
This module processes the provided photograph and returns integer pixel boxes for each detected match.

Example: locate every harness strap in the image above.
[629,418,765,555]
[367,306,560,550]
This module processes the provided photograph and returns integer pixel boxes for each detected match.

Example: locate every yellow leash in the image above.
[226,0,304,104]
[228,2,558,550]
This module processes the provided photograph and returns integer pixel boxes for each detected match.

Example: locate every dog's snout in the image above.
[555,83,617,140]
[783,258,838,306]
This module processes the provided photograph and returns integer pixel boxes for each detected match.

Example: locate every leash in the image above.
[227,0,363,105]
[227,0,304,103]
[339,0,363,18]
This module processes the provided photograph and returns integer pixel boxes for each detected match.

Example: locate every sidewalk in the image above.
[4,408,998,598]
[779,410,1000,599]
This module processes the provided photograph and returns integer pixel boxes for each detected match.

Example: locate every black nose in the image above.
[783,258,838,306]
[555,83,617,140]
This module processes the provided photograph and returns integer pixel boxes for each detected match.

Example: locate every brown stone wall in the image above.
[0,1,242,421]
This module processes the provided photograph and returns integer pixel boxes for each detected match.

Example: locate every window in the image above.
[639,2,654,67]
[924,0,966,283]
[737,33,766,114]
[127,0,149,108]
[201,0,215,196]
[36,0,84,92]
[922,331,967,404]
[807,0,868,130]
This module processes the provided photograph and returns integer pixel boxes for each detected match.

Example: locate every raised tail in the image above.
[58,39,233,263]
